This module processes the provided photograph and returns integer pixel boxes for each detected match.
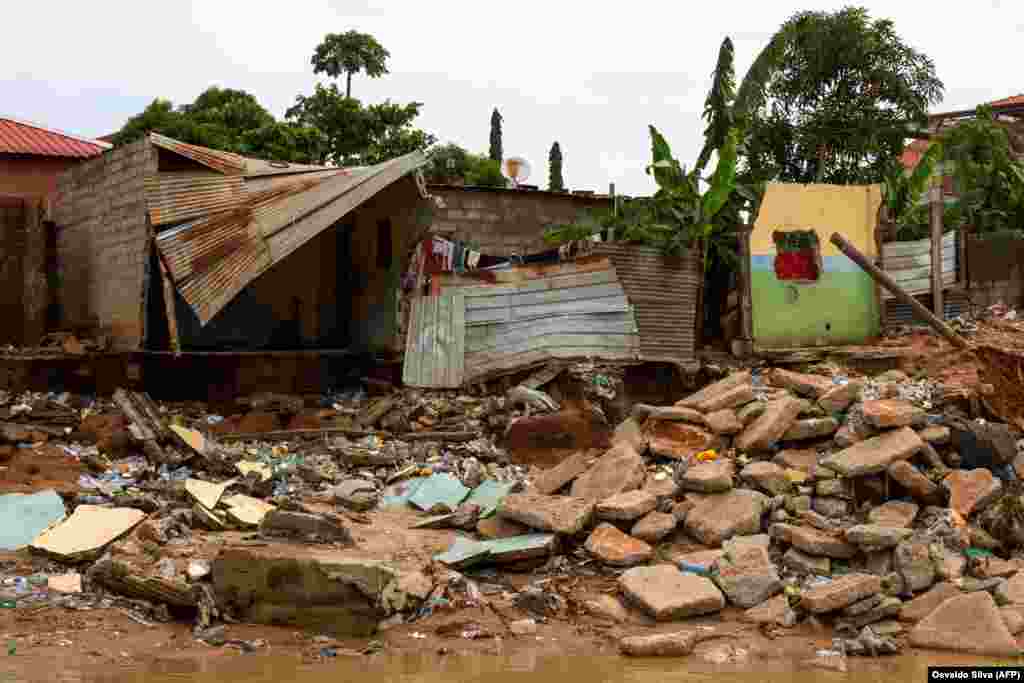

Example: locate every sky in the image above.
[4,0,1023,196]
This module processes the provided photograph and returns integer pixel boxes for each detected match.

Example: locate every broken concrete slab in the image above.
[236,461,273,482]
[684,489,769,547]
[498,493,594,535]
[31,505,145,561]
[773,449,820,475]
[740,461,791,496]
[532,451,594,495]
[868,501,919,528]
[644,422,720,462]
[820,427,923,477]
[742,594,797,626]
[585,523,653,566]
[899,582,962,622]
[677,460,734,493]
[0,490,65,551]
[782,418,839,442]
[844,524,914,549]
[476,516,530,540]
[770,369,833,398]
[676,370,751,409]
[909,591,1019,656]
[571,443,647,500]
[862,400,926,429]
[634,405,704,424]
[260,510,353,545]
[193,502,228,531]
[799,573,882,613]
[585,594,630,623]
[464,479,518,518]
[894,540,938,593]
[735,396,803,452]
[887,461,942,504]
[818,381,864,413]
[408,473,471,513]
[222,495,277,528]
[770,523,857,559]
[713,545,782,608]
[434,533,557,569]
[944,469,1002,518]
[618,565,725,620]
[185,478,236,511]
[704,409,743,435]
[620,631,698,657]
[91,558,197,607]
[631,511,677,543]
[596,490,658,521]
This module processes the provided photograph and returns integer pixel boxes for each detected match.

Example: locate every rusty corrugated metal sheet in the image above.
[156,150,428,325]
[402,293,465,388]
[881,232,957,298]
[593,243,700,363]
[0,117,109,158]
[150,133,247,175]
[145,171,246,226]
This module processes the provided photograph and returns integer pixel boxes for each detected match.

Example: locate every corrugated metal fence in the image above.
[881,231,957,298]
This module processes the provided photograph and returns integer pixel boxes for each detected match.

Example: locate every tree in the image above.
[740,7,943,185]
[424,143,472,183]
[489,108,503,162]
[311,31,390,99]
[548,142,565,192]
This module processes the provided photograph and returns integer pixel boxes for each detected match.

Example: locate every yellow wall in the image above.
[752,182,882,257]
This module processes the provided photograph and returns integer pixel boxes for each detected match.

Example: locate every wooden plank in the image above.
[452,293,465,385]
[930,184,945,317]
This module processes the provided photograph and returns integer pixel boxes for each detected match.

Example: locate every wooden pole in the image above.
[830,232,969,349]
[930,178,944,318]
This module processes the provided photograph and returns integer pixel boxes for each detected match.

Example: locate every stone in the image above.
[713,545,782,608]
[894,540,937,593]
[908,591,1019,656]
[845,525,914,549]
[676,460,734,493]
[704,409,743,436]
[815,479,849,497]
[998,573,1024,604]
[676,370,751,409]
[644,476,680,501]
[735,397,804,452]
[820,427,923,477]
[800,574,883,614]
[570,443,647,501]
[770,523,857,559]
[476,516,531,540]
[868,501,919,528]
[887,461,942,504]
[723,533,772,553]
[612,417,648,453]
[952,421,1018,468]
[697,384,756,414]
[936,549,967,581]
[837,597,903,630]
[584,594,629,623]
[865,550,894,575]
[899,582,962,622]
[684,489,769,547]
[818,381,864,413]
[585,523,653,566]
[618,565,726,620]
[742,594,797,626]
[259,510,354,545]
[634,405,705,424]
[770,369,834,398]
[532,451,595,495]
[785,495,812,515]
[813,497,851,518]
[783,418,839,442]
[862,400,926,429]
[783,547,831,575]
[645,422,721,462]
[944,469,1002,518]
[737,402,766,426]
[509,618,538,636]
[919,425,951,446]
[497,493,594,535]
[671,548,725,568]
[1002,606,1024,635]
[619,631,698,657]
[972,557,1019,580]
[798,509,838,531]
[632,511,677,543]
[670,499,695,523]
[740,461,791,495]
[773,448,820,475]
[597,490,658,521]
[834,423,871,448]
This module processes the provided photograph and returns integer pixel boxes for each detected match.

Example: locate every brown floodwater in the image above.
[3,650,1021,683]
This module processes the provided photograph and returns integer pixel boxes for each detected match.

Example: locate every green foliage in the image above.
[424,143,473,182]
[695,38,736,174]
[312,31,390,98]
[465,155,506,187]
[880,140,943,224]
[489,109,503,162]
[548,141,565,192]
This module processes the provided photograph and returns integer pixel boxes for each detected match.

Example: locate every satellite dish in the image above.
[502,157,531,185]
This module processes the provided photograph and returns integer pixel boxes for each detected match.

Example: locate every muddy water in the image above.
[2,651,1015,683]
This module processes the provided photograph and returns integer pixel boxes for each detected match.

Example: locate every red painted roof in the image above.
[988,94,1024,108]
[0,117,110,158]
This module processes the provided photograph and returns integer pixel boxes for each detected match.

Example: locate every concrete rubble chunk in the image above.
[909,591,1019,656]
[771,369,834,398]
[31,506,146,562]
[532,451,594,495]
[570,443,647,501]
[899,582,962,622]
[685,489,769,547]
[644,476,680,501]
[862,400,927,429]
[704,409,743,435]
[783,547,831,575]
[735,396,804,452]
[894,540,938,593]
[944,469,1002,518]
[737,402,766,426]
[770,523,857,559]
[818,381,864,413]
[585,523,653,566]
[800,573,883,613]
[845,524,914,549]
[677,460,734,493]
[834,422,873,448]
[620,631,698,657]
[260,510,354,545]
[888,461,942,503]
[618,565,726,620]
[820,427,923,477]
[723,533,771,553]
[498,493,594,535]
[476,516,530,540]
[631,511,677,543]
[676,370,751,409]
[713,545,783,608]
[742,594,797,626]
[585,594,630,623]
[635,405,705,424]
[813,497,851,518]
[596,490,658,521]
[697,384,756,414]
[998,572,1024,604]
[740,461,791,496]
[645,422,720,462]
[868,501,919,528]
[837,596,903,630]
[612,417,648,453]
[773,449,820,475]
[919,425,951,446]
[783,418,839,442]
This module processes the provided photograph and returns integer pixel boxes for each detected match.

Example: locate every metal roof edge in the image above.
[0,115,112,151]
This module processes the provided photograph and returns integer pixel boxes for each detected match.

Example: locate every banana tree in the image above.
[880,140,943,225]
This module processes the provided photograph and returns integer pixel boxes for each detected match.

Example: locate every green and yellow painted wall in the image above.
[751,182,882,348]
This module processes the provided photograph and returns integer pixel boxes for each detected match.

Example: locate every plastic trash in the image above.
[206,415,224,425]
[695,450,718,463]
[832,375,850,386]
[678,561,711,576]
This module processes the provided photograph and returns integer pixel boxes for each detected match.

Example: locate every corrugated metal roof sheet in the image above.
[150,133,248,175]
[156,149,428,325]
[0,117,110,158]
[881,232,957,298]
[145,171,246,226]
[403,293,465,388]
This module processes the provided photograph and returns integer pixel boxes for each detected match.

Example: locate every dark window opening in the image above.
[772,230,822,282]
[377,218,393,269]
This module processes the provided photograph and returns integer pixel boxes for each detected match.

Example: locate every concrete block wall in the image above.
[0,196,27,345]
[52,138,156,350]
[429,186,610,257]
